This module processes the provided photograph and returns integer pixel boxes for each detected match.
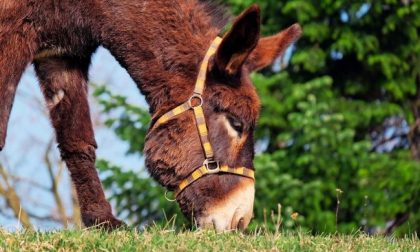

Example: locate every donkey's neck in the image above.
[96,1,228,114]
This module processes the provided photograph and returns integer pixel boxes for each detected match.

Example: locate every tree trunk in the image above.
[409,75,420,160]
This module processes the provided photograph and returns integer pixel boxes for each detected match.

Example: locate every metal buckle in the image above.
[188,93,203,108]
[203,159,220,174]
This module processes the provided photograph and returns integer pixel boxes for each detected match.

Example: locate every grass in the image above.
[0,227,419,252]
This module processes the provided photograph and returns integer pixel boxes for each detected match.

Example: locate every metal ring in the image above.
[164,190,177,202]
[203,159,220,174]
[188,94,203,108]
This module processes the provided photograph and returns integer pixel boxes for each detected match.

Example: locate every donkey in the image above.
[0,1,301,231]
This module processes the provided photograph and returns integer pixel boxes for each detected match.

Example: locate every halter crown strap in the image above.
[151,36,255,198]
[152,37,222,129]
[193,37,222,95]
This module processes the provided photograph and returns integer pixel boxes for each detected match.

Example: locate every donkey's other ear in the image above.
[213,4,261,78]
[247,23,302,72]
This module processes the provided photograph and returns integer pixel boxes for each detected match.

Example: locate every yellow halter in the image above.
[151,37,255,197]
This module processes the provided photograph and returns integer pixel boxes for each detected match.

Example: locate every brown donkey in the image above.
[0,1,301,230]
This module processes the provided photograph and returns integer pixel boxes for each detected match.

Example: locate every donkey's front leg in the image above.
[0,28,37,150]
[34,56,123,229]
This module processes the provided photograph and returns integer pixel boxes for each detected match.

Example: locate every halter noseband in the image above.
[150,37,255,197]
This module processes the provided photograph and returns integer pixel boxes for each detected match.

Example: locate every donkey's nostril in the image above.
[237,217,246,230]
[231,215,246,230]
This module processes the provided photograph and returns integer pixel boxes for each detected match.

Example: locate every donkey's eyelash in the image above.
[227,115,244,134]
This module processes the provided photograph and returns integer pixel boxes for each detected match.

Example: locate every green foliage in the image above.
[96,160,186,227]
[94,0,420,235]
[93,86,150,154]
[251,73,419,233]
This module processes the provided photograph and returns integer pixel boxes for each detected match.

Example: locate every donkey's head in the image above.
[144,5,301,231]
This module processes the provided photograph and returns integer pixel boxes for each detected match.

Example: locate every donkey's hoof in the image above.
[98,217,126,231]
[0,138,5,151]
[82,213,126,231]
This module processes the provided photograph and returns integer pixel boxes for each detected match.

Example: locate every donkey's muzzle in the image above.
[197,179,255,231]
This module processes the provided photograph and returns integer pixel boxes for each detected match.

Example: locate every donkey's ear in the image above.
[213,5,261,77]
[246,23,302,72]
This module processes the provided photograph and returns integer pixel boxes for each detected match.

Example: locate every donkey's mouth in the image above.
[197,179,255,231]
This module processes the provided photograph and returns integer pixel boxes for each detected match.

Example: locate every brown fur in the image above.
[0,0,301,228]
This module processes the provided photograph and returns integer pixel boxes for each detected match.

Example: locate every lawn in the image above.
[0,227,418,252]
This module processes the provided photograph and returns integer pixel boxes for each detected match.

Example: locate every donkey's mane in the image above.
[199,0,231,30]
[100,0,231,113]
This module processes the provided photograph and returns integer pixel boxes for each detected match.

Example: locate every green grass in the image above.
[0,227,418,252]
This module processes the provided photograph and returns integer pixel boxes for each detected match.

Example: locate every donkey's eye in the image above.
[227,116,243,134]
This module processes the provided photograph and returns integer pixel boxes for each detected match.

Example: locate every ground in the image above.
[0,227,419,252]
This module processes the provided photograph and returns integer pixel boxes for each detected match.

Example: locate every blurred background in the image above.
[0,0,418,236]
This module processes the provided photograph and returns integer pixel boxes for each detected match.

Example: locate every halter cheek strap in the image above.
[150,37,255,198]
